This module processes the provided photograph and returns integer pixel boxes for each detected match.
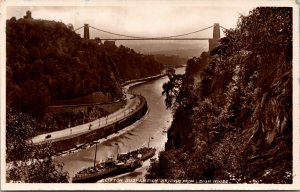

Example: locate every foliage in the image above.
[6,13,164,182]
[100,43,164,81]
[7,15,163,132]
[38,106,109,134]
[6,17,123,119]
[6,108,35,161]
[162,74,196,110]
[185,52,210,79]
[153,54,187,68]
[147,7,292,183]
[6,108,69,182]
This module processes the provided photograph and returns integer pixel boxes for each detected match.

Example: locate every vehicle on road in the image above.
[45,134,51,139]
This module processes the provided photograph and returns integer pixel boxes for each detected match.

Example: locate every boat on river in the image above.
[72,147,156,183]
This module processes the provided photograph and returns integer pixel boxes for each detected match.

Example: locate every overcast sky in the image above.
[7,5,254,36]
[6,3,255,54]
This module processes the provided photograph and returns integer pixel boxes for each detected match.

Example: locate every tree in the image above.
[148,7,292,183]
[67,23,74,31]
[6,108,69,183]
[6,108,35,161]
[162,73,195,110]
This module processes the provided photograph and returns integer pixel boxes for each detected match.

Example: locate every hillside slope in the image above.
[147,7,292,183]
[99,42,164,81]
[6,15,163,119]
[6,17,121,118]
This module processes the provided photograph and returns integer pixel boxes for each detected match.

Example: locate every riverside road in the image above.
[55,67,185,181]
[32,93,142,144]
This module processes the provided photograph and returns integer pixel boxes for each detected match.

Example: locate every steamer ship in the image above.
[72,146,156,183]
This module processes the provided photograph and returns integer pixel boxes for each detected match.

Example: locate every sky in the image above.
[6,3,255,55]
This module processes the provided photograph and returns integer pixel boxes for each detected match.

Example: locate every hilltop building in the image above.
[24,10,32,19]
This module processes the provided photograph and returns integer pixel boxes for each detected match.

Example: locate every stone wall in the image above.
[122,74,166,86]
[46,100,126,114]
[43,96,147,153]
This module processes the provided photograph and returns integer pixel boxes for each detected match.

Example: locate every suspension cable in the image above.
[88,25,214,39]
[220,25,229,30]
[74,26,84,31]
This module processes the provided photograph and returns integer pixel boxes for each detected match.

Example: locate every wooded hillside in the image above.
[6,16,163,119]
[147,7,292,183]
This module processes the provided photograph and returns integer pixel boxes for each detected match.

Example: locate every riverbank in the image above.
[122,73,166,87]
[32,72,167,145]
[56,68,189,181]
[32,72,169,153]
[32,94,147,151]
[56,109,150,157]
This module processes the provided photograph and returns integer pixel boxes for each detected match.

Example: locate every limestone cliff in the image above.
[147,7,292,183]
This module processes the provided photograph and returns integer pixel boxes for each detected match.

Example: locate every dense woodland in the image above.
[6,16,163,120]
[6,13,163,182]
[147,7,293,183]
[6,108,69,182]
[99,42,164,81]
[6,18,118,119]
[153,54,188,68]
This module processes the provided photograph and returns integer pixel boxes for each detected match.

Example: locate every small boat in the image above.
[118,147,156,161]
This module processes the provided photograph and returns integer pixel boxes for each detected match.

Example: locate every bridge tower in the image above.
[84,24,90,40]
[209,23,220,52]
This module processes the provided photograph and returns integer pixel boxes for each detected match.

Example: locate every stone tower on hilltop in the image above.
[24,10,32,19]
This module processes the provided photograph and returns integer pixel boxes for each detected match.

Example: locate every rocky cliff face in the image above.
[147,7,292,183]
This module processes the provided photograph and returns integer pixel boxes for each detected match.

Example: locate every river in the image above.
[56,67,186,182]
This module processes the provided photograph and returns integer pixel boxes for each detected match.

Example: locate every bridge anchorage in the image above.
[74,23,226,52]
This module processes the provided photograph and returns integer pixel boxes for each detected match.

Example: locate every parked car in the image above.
[45,134,51,139]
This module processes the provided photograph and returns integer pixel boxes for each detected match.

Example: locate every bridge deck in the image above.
[99,38,211,40]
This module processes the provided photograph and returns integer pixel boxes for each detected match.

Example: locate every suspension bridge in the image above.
[74,23,227,51]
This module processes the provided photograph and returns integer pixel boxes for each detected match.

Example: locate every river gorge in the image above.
[56,67,185,182]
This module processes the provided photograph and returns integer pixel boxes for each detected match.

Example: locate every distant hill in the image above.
[99,42,164,82]
[152,54,188,68]
[120,41,207,58]
[150,48,204,58]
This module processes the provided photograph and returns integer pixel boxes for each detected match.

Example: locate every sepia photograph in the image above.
[1,0,299,190]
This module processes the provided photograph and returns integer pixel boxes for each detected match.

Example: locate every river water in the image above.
[57,67,185,182]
